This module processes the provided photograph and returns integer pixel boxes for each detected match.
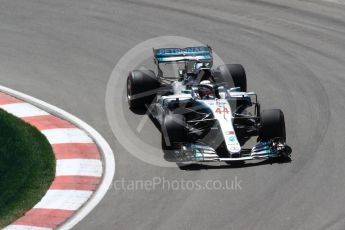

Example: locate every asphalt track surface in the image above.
[1,0,345,229]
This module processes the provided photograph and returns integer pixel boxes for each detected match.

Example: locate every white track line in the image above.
[0,85,115,230]
[34,190,93,211]
[42,128,93,144]
[56,159,103,177]
[0,103,49,117]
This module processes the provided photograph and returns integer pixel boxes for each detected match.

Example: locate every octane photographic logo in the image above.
[105,36,229,167]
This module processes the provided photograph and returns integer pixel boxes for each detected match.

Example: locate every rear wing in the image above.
[153,46,212,64]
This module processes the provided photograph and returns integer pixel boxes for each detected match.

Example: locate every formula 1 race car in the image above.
[126,46,291,163]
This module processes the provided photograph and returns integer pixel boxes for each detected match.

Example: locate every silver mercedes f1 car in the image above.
[127,46,291,163]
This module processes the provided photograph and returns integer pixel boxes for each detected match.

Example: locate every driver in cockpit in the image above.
[198,80,215,99]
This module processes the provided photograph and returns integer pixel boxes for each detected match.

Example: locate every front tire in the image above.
[162,114,187,149]
[259,109,286,142]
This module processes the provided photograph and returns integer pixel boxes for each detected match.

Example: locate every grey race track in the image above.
[1,0,345,229]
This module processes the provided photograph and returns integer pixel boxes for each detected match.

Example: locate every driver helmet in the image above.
[199,80,214,99]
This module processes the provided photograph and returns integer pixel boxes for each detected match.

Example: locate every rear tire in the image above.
[216,64,247,92]
[162,114,186,149]
[259,109,286,142]
[127,69,160,109]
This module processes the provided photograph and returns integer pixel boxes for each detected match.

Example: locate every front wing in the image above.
[174,141,291,163]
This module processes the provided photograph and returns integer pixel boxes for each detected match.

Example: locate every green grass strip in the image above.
[0,108,55,227]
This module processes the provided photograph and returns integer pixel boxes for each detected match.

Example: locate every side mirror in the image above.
[229,87,241,92]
